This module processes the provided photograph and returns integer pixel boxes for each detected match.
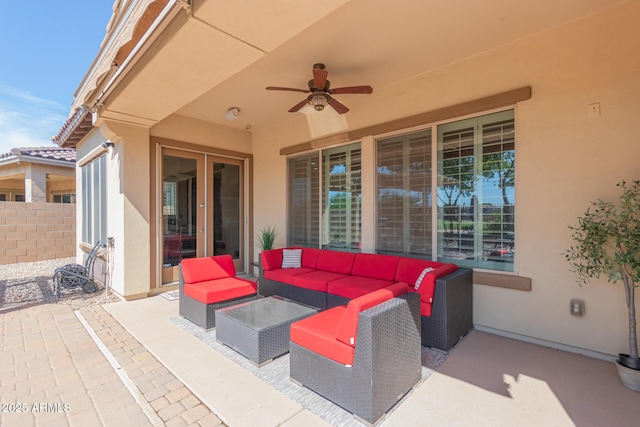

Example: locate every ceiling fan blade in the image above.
[330,85,373,95]
[313,67,329,90]
[288,98,310,113]
[327,96,349,114]
[266,86,309,93]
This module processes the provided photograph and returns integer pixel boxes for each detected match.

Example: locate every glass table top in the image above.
[216,297,318,331]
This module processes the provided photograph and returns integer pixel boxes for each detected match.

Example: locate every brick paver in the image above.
[0,304,225,427]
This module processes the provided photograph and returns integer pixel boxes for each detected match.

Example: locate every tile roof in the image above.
[52,107,93,148]
[0,146,76,163]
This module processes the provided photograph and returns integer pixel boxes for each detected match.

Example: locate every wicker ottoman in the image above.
[215,297,318,366]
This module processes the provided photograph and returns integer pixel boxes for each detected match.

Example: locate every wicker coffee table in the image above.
[215,296,318,366]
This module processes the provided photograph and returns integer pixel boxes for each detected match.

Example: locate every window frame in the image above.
[435,109,516,272]
[81,153,107,245]
[375,128,433,258]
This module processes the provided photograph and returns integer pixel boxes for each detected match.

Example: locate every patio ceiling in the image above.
[96,0,626,132]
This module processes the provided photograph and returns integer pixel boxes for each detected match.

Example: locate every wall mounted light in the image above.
[226,107,240,120]
[101,141,114,148]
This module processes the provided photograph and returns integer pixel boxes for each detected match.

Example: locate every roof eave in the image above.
[52,107,94,148]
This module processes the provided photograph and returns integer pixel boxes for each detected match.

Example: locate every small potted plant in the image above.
[566,180,640,392]
[256,225,278,251]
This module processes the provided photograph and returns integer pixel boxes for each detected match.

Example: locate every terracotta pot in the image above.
[615,355,640,392]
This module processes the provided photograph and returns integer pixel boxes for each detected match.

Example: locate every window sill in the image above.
[473,271,531,291]
[79,242,108,261]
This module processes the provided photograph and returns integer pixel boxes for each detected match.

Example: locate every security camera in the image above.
[101,141,114,149]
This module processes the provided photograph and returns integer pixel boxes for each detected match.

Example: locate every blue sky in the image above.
[0,1,114,154]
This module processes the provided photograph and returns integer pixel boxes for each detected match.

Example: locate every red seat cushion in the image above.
[292,271,346,292]
[263,267,316,284]
[183,277,256,304]
[181,255,236,283]
[420,299,433,317]
[290,307,355,366]
[327,276,395,299]
[351,253,400,281]
[335,282,407,347]
[315,250,356,275]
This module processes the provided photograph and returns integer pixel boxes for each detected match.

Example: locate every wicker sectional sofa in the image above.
[260,247,473,351]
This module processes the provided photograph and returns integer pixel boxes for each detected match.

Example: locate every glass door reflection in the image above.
[162,150,204,284]
[208,159,243,272]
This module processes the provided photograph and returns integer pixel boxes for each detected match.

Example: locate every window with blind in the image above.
[437,109,515,271]
[287,153,320,247]
[376,129,432,257]
[81,154,108,245]
[322,143,361,251]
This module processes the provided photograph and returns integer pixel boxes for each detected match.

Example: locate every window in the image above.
[437,110,515,271]
[0,194,6,201]
[376,129,432,257]
[322,143,361,251]
[286,143,362,251]
[288,153,320,247]
[53,193,76,203]
[81,154,107,245]
[14,194,25,202]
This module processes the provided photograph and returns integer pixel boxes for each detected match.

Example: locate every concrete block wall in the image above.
[0,201,76,264]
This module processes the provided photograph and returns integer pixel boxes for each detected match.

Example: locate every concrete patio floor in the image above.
[104,296,640,427]
[2,295,639,426]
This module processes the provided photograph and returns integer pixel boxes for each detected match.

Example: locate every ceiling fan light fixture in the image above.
[310,94,328,111]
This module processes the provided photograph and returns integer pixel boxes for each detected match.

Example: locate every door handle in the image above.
[199,204,205,208]
[200,229,205,233]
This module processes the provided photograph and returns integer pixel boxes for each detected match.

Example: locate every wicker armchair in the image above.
[289,291,421,425]
[178,255,257,330]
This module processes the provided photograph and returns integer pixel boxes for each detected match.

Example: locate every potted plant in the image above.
[256,225,278,251]
[565,180,640,392]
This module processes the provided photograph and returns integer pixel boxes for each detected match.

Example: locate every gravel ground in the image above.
[0,257,122,311]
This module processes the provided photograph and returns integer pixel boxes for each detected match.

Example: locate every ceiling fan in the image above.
[266,63,373,114]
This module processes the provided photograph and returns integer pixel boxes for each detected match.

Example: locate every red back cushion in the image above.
[301,248,321,269]
[260,248,283,271]
[395,258,444,284]
[351,253,400,281]
[315,250,356,275]
[335,282,407,347]
[181,255,236,284]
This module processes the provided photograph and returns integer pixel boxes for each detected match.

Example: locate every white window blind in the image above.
[437,110,515,271]
[376,129,432,257]
[322,143,361,251]
[288,153,320,247]
[81,154,107,245]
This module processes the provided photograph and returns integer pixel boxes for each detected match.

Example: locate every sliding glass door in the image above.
[159,149,245,285]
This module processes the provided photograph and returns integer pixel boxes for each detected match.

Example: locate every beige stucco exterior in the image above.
[0,156,75,202]
[62,0,639,357]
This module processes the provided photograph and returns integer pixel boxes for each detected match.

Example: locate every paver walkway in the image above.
[0,303,224,427]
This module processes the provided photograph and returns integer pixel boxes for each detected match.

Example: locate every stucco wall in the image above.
[251,2,640,356]
[0,201,75,264]
[151,114,253,152]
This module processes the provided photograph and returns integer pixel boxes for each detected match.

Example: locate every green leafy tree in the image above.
[566,180,640,363]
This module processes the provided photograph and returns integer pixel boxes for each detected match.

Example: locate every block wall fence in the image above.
[0,201,76,265]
